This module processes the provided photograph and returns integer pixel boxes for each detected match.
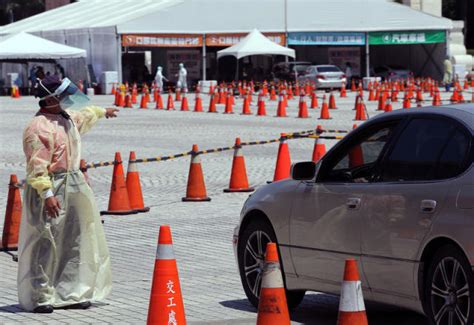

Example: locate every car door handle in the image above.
[421,200,437,213]
[346,198,361,210]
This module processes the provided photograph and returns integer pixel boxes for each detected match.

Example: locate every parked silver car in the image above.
[298,65,346,89]
[233,104,474,324]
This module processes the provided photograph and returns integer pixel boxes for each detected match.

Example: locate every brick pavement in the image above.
[0,91,431,324]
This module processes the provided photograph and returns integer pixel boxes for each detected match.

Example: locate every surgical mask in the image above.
[39,78,90,111]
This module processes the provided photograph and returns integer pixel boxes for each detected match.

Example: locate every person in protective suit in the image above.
[154,66,168,93]
[18,75,118,313]
[176,62,188,91]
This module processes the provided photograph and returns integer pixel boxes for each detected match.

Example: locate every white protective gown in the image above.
[154,68,166,92]
[177,66,188,90]
[18,106,112,311]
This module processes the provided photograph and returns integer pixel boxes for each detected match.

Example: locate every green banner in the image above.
[369,30,445,45]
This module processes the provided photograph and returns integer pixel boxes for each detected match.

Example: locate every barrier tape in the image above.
[84,129,349,170]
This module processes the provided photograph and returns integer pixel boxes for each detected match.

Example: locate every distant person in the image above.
[54,64,66,79]
[35,66,45,80]
[154,66,168,92]
[443,56,453,91]
[176,63,188,91]
[29,65,38,87]
[345,62,353,86]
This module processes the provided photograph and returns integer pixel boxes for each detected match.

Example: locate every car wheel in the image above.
[424,245,474,325]
[238,217,306,309]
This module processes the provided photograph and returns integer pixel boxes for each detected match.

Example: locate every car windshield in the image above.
[293,65,311,72]
[317,66,341,73]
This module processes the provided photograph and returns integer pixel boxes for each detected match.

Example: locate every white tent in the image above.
[217,29,295,59]
[0,32,86,60]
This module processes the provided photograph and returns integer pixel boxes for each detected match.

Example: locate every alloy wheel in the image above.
[243,230,272,297]
[431,257,470,325]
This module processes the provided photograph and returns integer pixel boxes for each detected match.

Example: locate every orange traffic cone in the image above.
[208,93,217,113]
[118,92,125,107]
[155,93,164,109]
[0,175,22,251]
[354,96,366,121]
[329,92,337,109]
[180,94,189,111]
[167,92,174,110]
[257,93,267,116]
[147,225,186,325]
[124,94,133,108]
[340,82,347,98]
[182,144,211,202]
[275,94,287,117]
[272,134,291,182]
[312,125,326,163]
[336,259,368,325]
[241,96,252,115]
[224,138,254,193]
[319,95,331,120]
[140,94,148,109]
[126,151,150,213]
[377,92,385,111]
[194,93,203,112]
[310,92,318,108]
[175,89,181,101]
[384,102,393,112]
[101,152,137,215]
[403,94,411,109]
[256,242,290,325]
[297,95,309,118]
[224,94,234,114]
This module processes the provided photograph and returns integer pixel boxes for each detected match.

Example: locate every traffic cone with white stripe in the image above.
[336,259,368,325]
[180,93,189,111]
[257,92,267,116]
[329,92,337,109]
[319,95,331,120]
[276,93,287,117]
[101,152,137,215]
[0,175,22,251]
[167,91,175,110]
[297,94,309,118]
[126,151,150,213]
[224,138,254,193]
[182,144,211,202]
[224,93,234,114]
[147,225,186,325]
[311,125,326,163]
[272,134,291,182]
[194,92,203,112]
[256,242,290,325]
[208,93,217,113]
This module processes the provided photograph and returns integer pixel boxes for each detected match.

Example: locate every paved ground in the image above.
[0,89,449,324]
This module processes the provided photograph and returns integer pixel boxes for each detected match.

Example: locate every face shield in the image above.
[40,78,90,111]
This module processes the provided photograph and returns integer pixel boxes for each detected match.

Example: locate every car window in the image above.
[317,66,340,73]
[380,118,470,182]
[318,123,397,183]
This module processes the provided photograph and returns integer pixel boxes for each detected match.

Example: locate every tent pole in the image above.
[365,32,370,78]
[202,34,207,81]
[116,30,123,84]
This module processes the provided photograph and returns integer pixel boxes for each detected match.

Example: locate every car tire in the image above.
[423,245,474,325]
[237,217,306,310]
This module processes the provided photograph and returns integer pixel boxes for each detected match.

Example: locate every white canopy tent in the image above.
[217,29,295,80]
[217,29,295,59]
[0,32,86,59]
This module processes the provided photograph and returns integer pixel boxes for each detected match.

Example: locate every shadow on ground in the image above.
[220,292,429,325]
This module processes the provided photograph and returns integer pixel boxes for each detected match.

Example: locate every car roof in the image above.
[366,104,474,134]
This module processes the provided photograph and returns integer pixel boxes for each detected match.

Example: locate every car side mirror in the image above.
[291,161,316,181]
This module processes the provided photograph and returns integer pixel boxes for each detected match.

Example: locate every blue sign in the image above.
[288,32,366,46]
